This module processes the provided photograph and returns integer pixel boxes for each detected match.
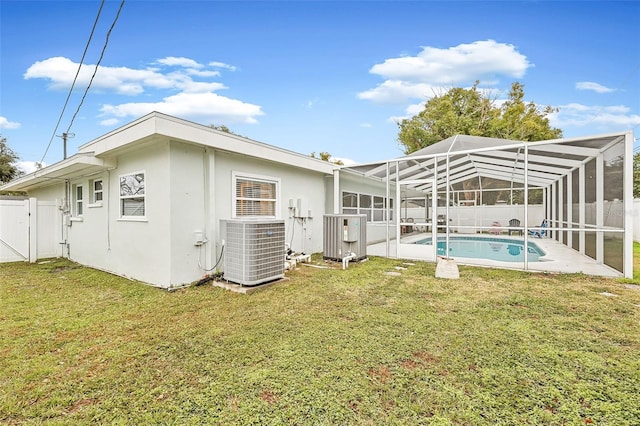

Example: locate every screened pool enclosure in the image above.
[338,131,633,278]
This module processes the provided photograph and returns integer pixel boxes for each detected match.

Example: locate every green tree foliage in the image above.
[310,151,344,166]
[209,124,246,138]
[0,135,21,184]
[397,81,563,154]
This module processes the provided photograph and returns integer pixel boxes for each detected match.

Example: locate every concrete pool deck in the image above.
[367,233,622,278]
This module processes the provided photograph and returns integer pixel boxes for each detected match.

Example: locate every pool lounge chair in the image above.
[528,219,548,238]
[508,218,522,236]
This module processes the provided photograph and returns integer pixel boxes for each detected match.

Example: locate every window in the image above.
[92,179,103,203]
[343,192,357,214]
[233,173,278,217]
[73,184,84,216]
[359,194,372,221]
[120,172,145,217]
[342,191,393,222]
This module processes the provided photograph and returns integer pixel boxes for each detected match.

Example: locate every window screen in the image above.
[235,177,277,217]
[120,173,145,217]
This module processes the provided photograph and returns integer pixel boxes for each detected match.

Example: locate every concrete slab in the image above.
[367,233,622,278]
[212,277,289,294]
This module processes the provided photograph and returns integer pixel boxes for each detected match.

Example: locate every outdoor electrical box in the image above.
[343,217,360,242]
[193,230,205,246]
[323,214,367,261]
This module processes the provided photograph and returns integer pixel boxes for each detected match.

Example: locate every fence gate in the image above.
[0,198,62,263]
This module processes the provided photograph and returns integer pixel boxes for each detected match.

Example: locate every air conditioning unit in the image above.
[323,214,367,261]
[221,219,285,286]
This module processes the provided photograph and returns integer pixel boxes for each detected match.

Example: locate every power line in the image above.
[39,0,106,165]
[65,0,125,136]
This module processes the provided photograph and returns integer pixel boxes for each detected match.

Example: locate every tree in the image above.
[209,124,246,138]
[490,82,563,142]
[397,81,562,154]
[310,151,344,166]
[0,135,21,184]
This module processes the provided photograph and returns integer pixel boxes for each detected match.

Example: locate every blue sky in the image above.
[1,1,639,172]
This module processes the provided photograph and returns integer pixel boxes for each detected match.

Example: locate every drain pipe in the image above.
[342,252,357,269]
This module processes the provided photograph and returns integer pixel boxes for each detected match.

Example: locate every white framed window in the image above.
[92,179,103,203]
[342,191,393,222]
[119,172,145,218]
[342,191,358,215]
[73,184,84,216]
[232,172,279,218]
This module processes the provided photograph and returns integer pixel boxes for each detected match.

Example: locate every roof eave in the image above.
[0,153,115,192]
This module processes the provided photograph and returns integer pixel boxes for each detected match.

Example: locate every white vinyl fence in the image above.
[0,198,62,263]
[634,199,640,243]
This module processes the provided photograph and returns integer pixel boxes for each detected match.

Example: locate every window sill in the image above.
[87,202,103,208]
[117,217,148,222]
[69,217,84,222]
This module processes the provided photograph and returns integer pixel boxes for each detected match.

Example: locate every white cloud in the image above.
[358,81,437,104]
[24,56,262,125]
[576,81,615,94]
[550,103,640,130]
[100,118,120,126]
[180,81,227,93]
[405,102,426,116]
[305,98,320,109]
[25,57,176,95]
[157,56,203,68]
[24,56,236,95]
[359,40,531,104]
[100,92,264,124]
[209,61,237,71]
[186,69,221,78]
[332,157,358,166]
[17,161,45,174]
[0,116,21,129]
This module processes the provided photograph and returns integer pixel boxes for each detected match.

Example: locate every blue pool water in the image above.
[414,236,546,262]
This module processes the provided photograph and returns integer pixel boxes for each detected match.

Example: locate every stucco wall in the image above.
[60,141,173,286]
[168,141,207,285]
[212,150,328,260]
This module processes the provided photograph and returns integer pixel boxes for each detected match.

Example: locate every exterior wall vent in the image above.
[221,219,285,286]
[323,214,367,261]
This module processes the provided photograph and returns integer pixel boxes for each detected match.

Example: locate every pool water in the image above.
[415,236,546,262]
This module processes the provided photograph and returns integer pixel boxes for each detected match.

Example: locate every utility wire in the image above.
[65,0,126,135]
[39,0,105,165]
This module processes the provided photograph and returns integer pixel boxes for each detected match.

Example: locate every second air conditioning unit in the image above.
[323,214,367,261]
[221,219,285,286]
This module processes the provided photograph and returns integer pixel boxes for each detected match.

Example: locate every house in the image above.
[0,112,360,288]
[2,112,633,283]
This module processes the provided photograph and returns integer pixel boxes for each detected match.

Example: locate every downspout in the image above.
[61,179,71,258]
[333,169,340,214]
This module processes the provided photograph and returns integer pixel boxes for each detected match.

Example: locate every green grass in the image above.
[1,252,640,425]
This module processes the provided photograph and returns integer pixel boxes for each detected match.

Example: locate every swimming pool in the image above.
[414,236,546,262]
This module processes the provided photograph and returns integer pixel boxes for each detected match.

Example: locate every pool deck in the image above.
[367,233,622,278]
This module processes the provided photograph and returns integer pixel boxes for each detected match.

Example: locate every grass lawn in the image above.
[1,250,639,425]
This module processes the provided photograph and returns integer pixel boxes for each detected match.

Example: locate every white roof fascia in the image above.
[0,153,115,192]
[78,112,335,175]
